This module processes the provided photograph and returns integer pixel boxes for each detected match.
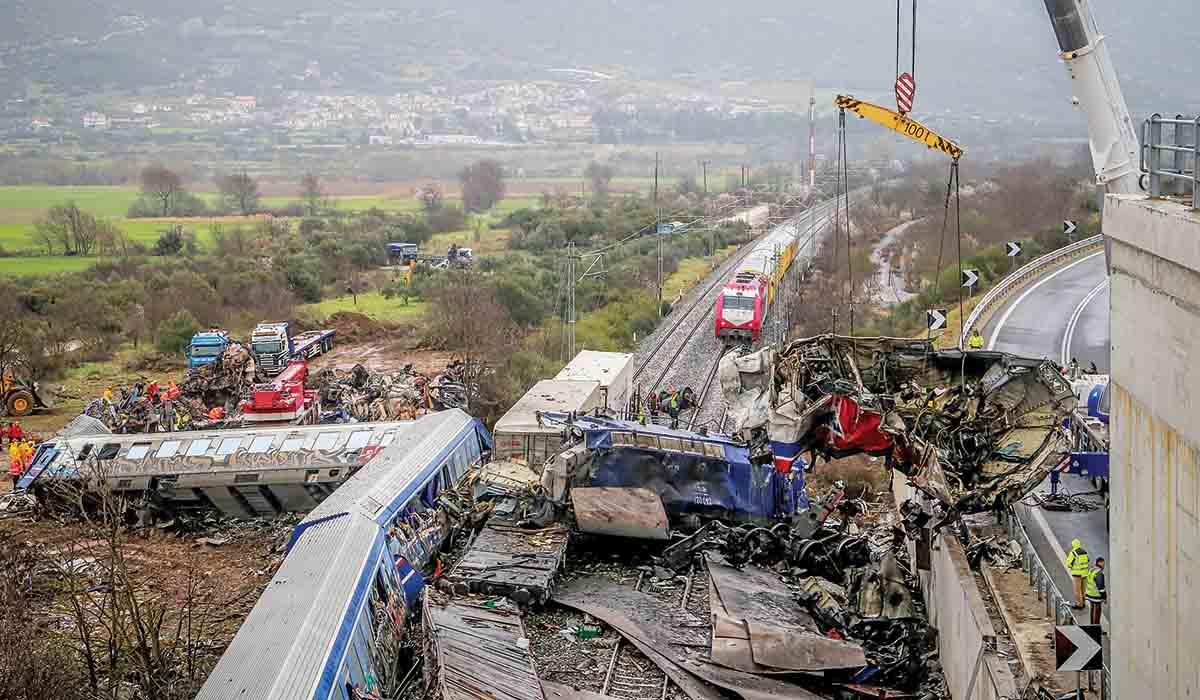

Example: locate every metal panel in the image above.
[571,487,669,540]
[423,598,545,700]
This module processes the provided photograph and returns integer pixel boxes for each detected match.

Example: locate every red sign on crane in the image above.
[895,72,915,114]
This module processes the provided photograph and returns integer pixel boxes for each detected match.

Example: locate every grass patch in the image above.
[301,292,427,323]
[0,256,97,276]
[663,245,738,301]
[0,186,142,223]
[427,227,512,256]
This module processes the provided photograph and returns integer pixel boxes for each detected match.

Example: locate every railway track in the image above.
[631,199,840,435]
[600,563,710,700]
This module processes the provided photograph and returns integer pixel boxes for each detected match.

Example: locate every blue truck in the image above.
[249,322,336,376]
[186,330,231,369]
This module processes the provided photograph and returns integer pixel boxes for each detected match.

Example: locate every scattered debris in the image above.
[447,522,570,605]
[314,360,476,422]
[720,335,1076,519]
[965,535,1023,570]
[422,594,545,700]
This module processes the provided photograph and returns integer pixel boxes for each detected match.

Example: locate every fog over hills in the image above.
[1,0,1195,118]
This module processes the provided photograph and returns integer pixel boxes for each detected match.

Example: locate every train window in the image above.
[116,479,132,489]
[346,430,372,451]
[185,439,212,457]
[281,436,305,452]
[305,470,319,483]
[125,443,153,460]
[380,431,396,447]
[234,473,259,484]
[216,437,242,456]
[77,443,93,459]
[248,435,275,454]
[155,440,182,458]
[96,443,120,460]
[315,431,340,451]
[722,294,756,311]
[329,469,341,478]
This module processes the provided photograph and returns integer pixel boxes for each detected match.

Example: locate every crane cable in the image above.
[895,0,917,105]
[841,111,853,335]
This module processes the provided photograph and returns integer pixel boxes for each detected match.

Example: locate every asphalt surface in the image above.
[983,250,1112,636]
[983,250,1110,371]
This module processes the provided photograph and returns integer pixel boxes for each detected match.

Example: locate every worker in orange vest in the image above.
[18,440,34,470]
[208,406,225,421]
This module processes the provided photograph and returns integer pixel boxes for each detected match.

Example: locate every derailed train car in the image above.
[539,412,809,525]
[20,421,411,517]
[197,409,492,700]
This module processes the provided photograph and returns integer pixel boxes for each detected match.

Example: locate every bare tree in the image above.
[459,159,505,213]
[215,170,260,215]
[141,165,183,217]
[299,172,327,216]
[584,161,614,204]
[33,201,106,255]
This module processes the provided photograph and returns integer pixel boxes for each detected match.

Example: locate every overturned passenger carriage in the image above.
[21,421,411,517]
[197,409,492,700]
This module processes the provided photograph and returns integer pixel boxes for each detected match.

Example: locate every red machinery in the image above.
[241,360,320,425]
[714,271,768,343]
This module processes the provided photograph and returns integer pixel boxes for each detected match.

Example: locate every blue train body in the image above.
[196,409,492,700]
[545,412,808,523]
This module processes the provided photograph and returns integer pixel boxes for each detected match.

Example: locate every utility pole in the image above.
[808,95,817,190]
[655,152,664,317]
[565,242,578,360]
[701,160,710,198]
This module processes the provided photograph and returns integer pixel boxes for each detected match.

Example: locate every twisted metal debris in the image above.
[720,335,1076,518]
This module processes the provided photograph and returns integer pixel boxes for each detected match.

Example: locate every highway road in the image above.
[983,248,1112,630]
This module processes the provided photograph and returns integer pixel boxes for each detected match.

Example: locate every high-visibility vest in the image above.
[1066,546,1090,576]
[1086,568,1105,600]
[968,334,984,349]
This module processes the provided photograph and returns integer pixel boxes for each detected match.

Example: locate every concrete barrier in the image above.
[959,234,1105,348]
[892,471,1018,700]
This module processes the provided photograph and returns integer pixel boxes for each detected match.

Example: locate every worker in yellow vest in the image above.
[1086,557,1107,625]
[967,329,984,350]
[1065,538,1090,608]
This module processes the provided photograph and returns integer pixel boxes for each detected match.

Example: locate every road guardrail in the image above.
[959,234,1105,349]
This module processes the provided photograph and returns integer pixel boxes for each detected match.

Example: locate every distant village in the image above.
[6,64,799,147]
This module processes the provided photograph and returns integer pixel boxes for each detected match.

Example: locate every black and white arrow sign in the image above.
[1063,220,1078,236]
[927,309,947,331]
[961,269,979,288]
[1054,624,1103,672]
[1006,241,1021,257]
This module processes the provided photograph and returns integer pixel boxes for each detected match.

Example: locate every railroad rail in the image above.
[631,199,839,434]
[600,562,710,700]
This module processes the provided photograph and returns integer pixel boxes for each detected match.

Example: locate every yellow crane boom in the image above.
[834,95,964,160]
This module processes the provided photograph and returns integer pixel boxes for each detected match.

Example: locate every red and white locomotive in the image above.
[714,217,805,343]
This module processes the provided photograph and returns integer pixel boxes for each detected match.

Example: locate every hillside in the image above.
[0,1,1195,117]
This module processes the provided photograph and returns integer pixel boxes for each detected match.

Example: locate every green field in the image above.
[0,186,143,223]
[301,291,427,323]
[0,256,98,276]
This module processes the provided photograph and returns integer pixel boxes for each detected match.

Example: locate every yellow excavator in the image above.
[1,368,55,417]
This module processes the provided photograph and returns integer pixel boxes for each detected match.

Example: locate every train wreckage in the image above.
[32,338,1075,700]
[720,335,1076,519]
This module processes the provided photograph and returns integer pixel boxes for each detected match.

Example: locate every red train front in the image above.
[715,272,768,343]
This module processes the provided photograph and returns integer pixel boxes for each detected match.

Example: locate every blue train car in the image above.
[544,412,807,523]
[196,409,492,700]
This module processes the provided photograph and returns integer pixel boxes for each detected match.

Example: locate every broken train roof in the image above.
[720,335,1076,515]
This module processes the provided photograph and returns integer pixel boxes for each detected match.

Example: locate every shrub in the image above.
[155,309,201,354]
